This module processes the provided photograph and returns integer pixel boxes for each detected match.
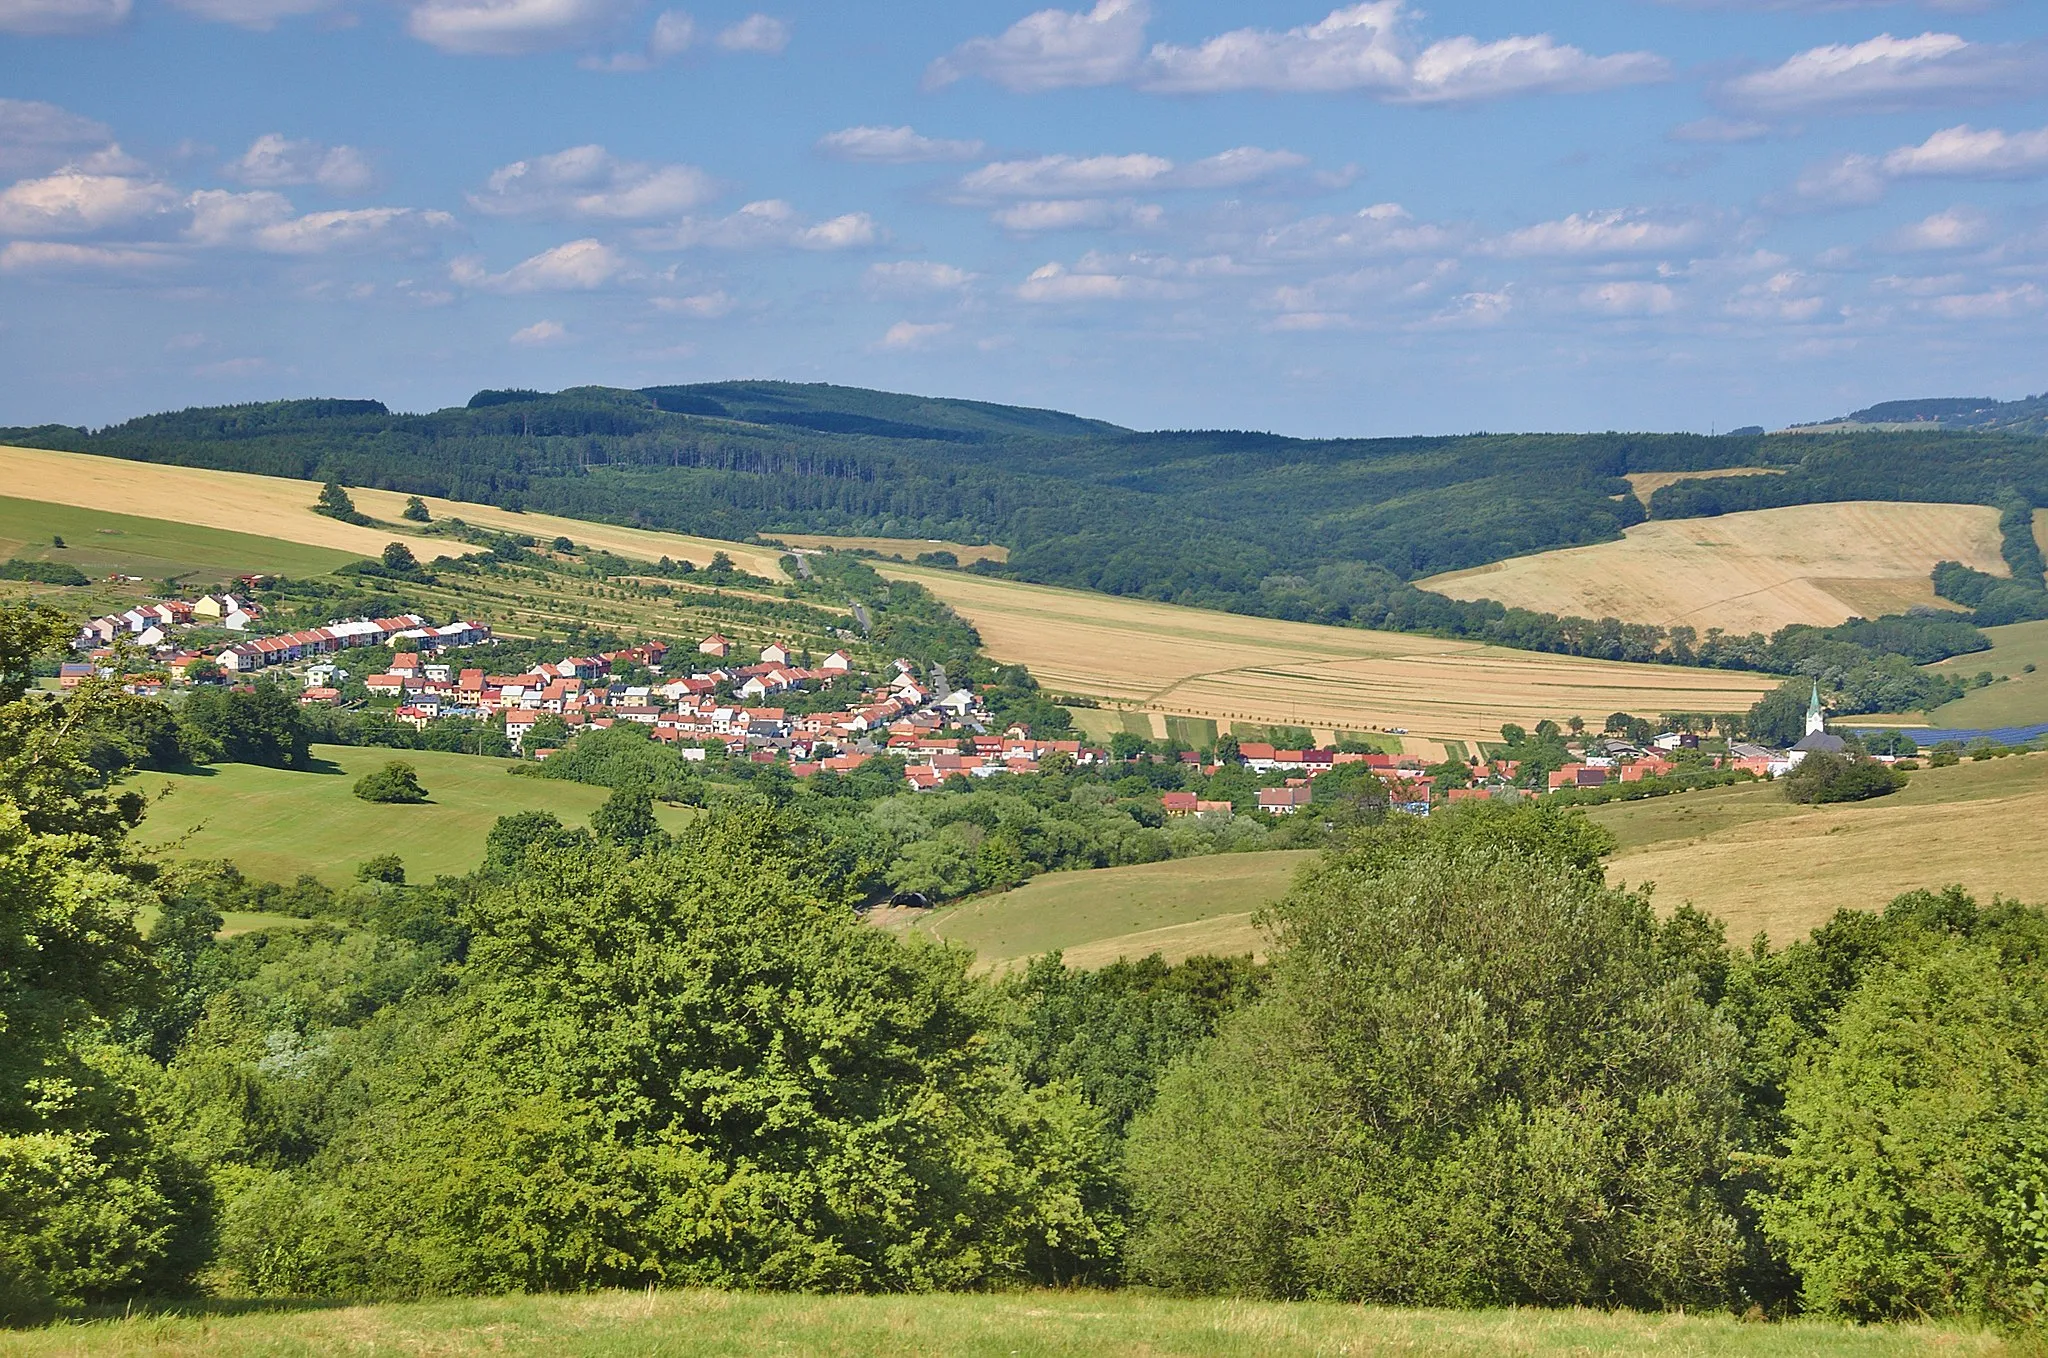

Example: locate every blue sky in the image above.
[2,0,2046,435]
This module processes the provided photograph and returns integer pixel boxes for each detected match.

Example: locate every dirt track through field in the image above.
[1425,501,2005,634]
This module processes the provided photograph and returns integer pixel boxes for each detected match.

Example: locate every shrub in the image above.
[401,496,431,523]
[1782,752,1905,804]
[356,854,406,885]
[354,761,427,804]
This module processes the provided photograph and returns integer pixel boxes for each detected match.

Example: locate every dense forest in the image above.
[10,598,2048,1329]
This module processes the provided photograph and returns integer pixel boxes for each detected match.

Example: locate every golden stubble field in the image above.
[1424,501,2006,635]
[877,561,1780,747]
[1592,753,2048,944]
[764,532,1009,565]
[0,445,788,579]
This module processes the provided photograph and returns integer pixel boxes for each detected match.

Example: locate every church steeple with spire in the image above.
[1806,680,1825,737]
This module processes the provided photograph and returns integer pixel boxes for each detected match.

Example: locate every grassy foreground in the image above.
[6,1289,2009,1358]
[129,745,693,886]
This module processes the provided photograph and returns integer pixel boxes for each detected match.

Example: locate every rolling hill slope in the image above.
[1423,501,2009,633]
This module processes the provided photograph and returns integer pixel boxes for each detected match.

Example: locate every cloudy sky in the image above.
[3,0,2046,434]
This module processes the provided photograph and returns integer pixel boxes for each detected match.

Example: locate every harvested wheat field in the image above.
[1593,752,2048,944]
[0,444,446,563]
[1425,501,2005,634]
[879,562,1779,747]
[347,486,788,578]
[765,532,1008,565]
[1622,466,1784,502]
[0,444,788,579]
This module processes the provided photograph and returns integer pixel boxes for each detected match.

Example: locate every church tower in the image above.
[1806,680,1825,737]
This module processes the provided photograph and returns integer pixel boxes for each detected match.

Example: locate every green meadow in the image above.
[8,1288,2003,1357]
[1923,618,2048,729]
[891,850,1307,968]
[0,494,357,589]
[128,744,693,887]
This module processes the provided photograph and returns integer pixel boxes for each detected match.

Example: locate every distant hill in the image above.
[1793,391,2048,437]
[5,380,2044,645]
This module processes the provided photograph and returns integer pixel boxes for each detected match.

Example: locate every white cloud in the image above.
[1582,281,1678,315]
[1883,123,2048,180]
[0,0,128,34]
[510,319,567,345]
[1725,270,1827,323]
[186,189,458,254]
[930,0,1665,104]
[1721,33,2048,114]
[637,199,880,250]
[406,0,632,55]
[452,238,631,290]
[1785,124,2048,209]
[652,290,732,317]
[817,126,985,164]
[1014,259,1178,302]
[1256,201,1453,260]
[926,0,1149,92]
[166,0,338,28]
[958,147,1306,201]
[649,8,693,54]
[877,320,952,349]
[0,239,174,275]
[184,187,294,245]
[1920,283,2047,320]
[0,172,175,236]
[471,145,717,220]
[1888,206,1991,251]
[255,206,457,255]
[864,260,974,291]
[0,99,134,177]
[1396,31,1667,104]
[988,199,1162,232]
[716,13,786,52]
[1669,117,1771,145]
[962,153,1170,198]
[226,134,376,194]
[1483,209,1711,259]
[584,8,695,69]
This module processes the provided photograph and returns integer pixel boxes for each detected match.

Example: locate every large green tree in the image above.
[219,810,1121,1297]
[1122,806,1744,1308]
[0,605,209,1318]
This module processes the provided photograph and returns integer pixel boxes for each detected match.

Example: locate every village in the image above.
[61,590,1880,810]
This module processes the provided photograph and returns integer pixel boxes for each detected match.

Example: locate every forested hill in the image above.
[1795,390,2048,438]
[6,381,2046,628]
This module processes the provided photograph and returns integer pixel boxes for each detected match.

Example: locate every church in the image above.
[1787,680,1847,767]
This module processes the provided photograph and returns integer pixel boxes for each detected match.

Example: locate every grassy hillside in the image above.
[878,559,1780,747]
[1920,618,2048,729]
[128,745,693,886]
[1590,751,2048,944]
[9,1287,2000,1357]
[0,493,358,587]
[0,447,871,661]
[887,850,1306,969]
[1425,501,2002,633]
